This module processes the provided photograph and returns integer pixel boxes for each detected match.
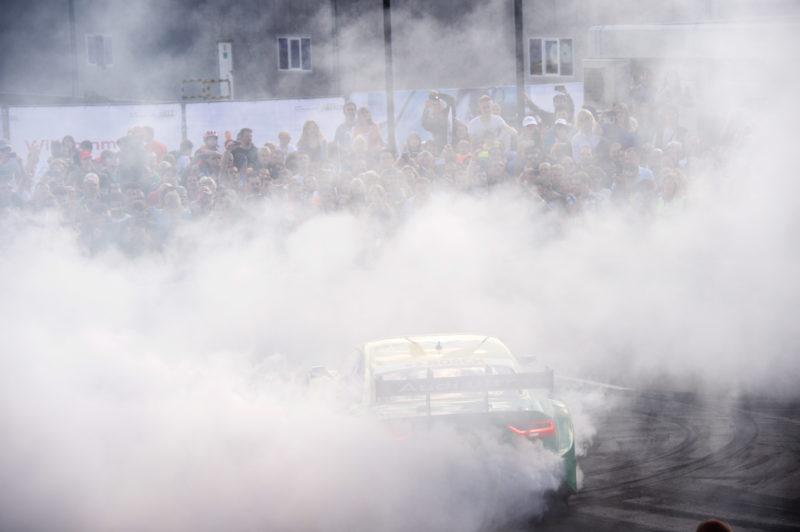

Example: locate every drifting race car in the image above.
[310,334,577,496]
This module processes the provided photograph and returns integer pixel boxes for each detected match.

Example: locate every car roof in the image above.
[362,334,516,371]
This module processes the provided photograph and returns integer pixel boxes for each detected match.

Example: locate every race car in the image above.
[310,334,577,496]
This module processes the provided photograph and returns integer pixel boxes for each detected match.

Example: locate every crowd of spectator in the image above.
[0,72,714,255]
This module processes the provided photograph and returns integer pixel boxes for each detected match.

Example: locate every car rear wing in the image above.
[374,368,554,401]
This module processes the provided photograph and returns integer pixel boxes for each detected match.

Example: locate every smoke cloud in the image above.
[1,1,800,531]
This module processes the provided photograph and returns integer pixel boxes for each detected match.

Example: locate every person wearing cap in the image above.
[542,112,575,154]
[524,85,575,127]
[519,115,542,145]
[511,116,543,176]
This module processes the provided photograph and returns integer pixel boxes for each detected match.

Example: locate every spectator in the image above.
[623,147,656,183]
[143,126,168,161]
[194,130,222,176]
[610,162,639,206]
[176,139,194,174]
[252,147,270,170]
[519,115,542,148]
[654,105,687,150]
[61,135,80,164]
[277,130,296,155]
[0,179,24,211]
[334,101,357,155]
[231,127,259,170]
[421,91,454,152]
[571,108,602,161]
[630,67,654,108]
[543,116,574,155]
[577,145,595,171]
[0,83,717,256]
[696,518,732,532]
[454,139,473,166]
[296,120,327,163]
[352,106,385,159]
[80,173,101,203]
[602,102,638,149]
[79,139,94,158]
[96,150,120,194]
[664,140,686,169]
[0,139,24,194]
[452,120,470,149]
[401,131,423,161]
[525,85,575,127]
[468,95,516,150]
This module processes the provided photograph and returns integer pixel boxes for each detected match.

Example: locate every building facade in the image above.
[0,0,797,106]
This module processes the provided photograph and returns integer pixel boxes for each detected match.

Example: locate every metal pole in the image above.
[514,0,525,126]
[331,0,341,96]
[180,102,187,141]
[68,0,79,100]
[2,106,9,141]
[383,0,397,155]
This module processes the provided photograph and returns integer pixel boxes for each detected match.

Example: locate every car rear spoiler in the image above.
[374,368,554,403]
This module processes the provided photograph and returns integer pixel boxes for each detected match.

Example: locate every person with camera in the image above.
[421,91,454,153]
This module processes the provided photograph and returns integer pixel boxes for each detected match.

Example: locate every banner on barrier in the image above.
[184,98,346,149]
[7,103,182,159]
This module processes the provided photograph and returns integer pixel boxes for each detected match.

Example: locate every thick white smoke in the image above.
[0,206,576,531]
[1,126,798,528]
[2,2,800,531]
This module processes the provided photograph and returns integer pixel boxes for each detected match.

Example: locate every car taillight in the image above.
[507,418,556,439]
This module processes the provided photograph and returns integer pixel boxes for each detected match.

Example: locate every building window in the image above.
[277,36,311,71]
[529,38,572,76]
[86,34,113,67]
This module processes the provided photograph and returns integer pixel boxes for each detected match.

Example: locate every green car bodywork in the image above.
[337,334,578,495]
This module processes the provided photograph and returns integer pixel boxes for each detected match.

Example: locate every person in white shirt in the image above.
[468,95,516,149]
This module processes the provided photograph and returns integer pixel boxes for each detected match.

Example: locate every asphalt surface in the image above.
[503,388,800,532]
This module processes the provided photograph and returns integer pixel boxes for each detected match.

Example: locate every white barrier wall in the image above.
[7,104,182,158]
[184,98,347,148]
[6,82,583,157]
